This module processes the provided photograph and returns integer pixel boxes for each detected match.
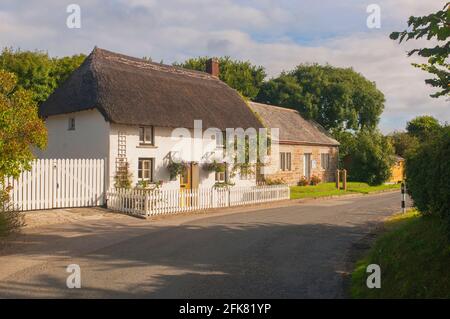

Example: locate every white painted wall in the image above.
[36,109,110,160]
[109,124,256,189]
[36,108,255,190]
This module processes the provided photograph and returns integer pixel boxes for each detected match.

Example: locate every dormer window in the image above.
[68,118,75,131]
[139,126,154,145]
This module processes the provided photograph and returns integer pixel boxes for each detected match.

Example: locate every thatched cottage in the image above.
[38,48,263,189]
[38,47,339,189]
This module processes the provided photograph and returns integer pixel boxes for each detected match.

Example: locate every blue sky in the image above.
[0,0,448,132]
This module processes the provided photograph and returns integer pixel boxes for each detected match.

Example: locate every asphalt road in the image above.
[0,191,404,298]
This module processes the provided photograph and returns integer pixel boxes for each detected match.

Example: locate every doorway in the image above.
[304,153,312,179]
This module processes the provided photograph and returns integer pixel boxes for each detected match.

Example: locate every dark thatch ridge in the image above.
[248,102,340,146]
[40,47,263,130]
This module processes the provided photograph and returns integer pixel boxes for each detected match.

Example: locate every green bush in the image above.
[0,188,24,237]
[345,130,395,185]
[405,126,450,221]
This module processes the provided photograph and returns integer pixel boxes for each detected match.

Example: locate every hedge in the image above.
[405,126,450,222]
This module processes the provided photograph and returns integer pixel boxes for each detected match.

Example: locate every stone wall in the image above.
[261,144,338,186]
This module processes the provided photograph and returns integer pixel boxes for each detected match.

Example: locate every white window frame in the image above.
[215,163,227,182]
[280,152,291,171]
[139,126,154,145]
[215,131,225,149]
[321,153,330,170]
[138,158,154,182]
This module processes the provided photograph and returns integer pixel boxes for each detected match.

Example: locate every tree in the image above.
[0,70,47,184]
[175,56,266,100]
[390,2,450,98]
[406,115,441,141]
[332,130,356,166]
[0,47,85,105]
[405,126,450,221]
[256,64,385,132]
[344,130,395,185]
[389,131,420,157]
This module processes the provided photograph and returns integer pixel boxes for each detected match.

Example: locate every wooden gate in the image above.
[5,159,105,211]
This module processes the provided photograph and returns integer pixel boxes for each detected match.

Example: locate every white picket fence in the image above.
[106,185,290,216]
[5,159,105,211]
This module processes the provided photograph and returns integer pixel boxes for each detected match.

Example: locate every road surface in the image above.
[0,191,404,298]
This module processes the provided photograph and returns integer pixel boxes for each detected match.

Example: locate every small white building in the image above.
[38,48,263,190]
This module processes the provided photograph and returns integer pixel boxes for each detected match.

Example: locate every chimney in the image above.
[206,58,219,77]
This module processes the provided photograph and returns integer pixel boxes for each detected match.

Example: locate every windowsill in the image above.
[137,144,157,149]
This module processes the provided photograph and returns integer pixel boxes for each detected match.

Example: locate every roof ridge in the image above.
[91,47,219,81]
[249,101,299,113]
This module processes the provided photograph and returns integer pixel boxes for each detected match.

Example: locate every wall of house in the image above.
[109,124,256,189]
[388,160,404,183]
[35,109,110,161]
[261,144,338,186]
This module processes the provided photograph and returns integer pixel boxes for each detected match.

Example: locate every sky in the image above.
[0,0,448,133]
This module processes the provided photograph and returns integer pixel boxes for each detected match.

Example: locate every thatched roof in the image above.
[248,102,339,146]
[40,48,262,130]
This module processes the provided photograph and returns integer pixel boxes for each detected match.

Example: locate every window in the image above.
[215,163,227,182]
[215,131,225,148]
[321,153,330,170]
[139,126,154,145]
[68,118,75,131]
[280,152,291,171]
[138,158,153,181]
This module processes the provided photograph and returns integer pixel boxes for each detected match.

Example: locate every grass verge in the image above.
[351,209,450,298]
[290,182,400,199]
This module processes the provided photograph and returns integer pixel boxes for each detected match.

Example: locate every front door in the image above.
[180,163,192,207]
[180,163,191,190]
[304,153,312,179]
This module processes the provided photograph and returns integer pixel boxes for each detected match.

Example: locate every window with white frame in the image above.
[139,126,154,145]
[321,153,330,170]
[138,158,153,181]
[280,152,292,171]
[215,163,227,182]
[215,131,225,148]
[68,118,75,131]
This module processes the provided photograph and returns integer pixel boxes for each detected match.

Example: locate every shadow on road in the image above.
[0,214,383,298]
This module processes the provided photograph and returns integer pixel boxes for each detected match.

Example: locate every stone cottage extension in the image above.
[249,102,339,185]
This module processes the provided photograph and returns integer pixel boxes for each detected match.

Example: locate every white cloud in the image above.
[0,0,448,132]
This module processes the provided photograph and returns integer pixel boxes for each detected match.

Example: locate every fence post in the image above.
[336,169,340,189]
[342,169,347,191]
[144,191,149,216]
[401,182,406,213]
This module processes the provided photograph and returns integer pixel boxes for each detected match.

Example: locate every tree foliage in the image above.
[256,64,385,132]
[0,47,86,105]
[0,70,47,184]
[174,56,266,100]
[342,130,395,185]
[390,2,450,98]
[406,115,441,141]
[389,131,419,158]
[405,126,450,222]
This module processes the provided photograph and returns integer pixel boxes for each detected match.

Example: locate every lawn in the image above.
[351,209,450,298]
[290,182,400,199]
